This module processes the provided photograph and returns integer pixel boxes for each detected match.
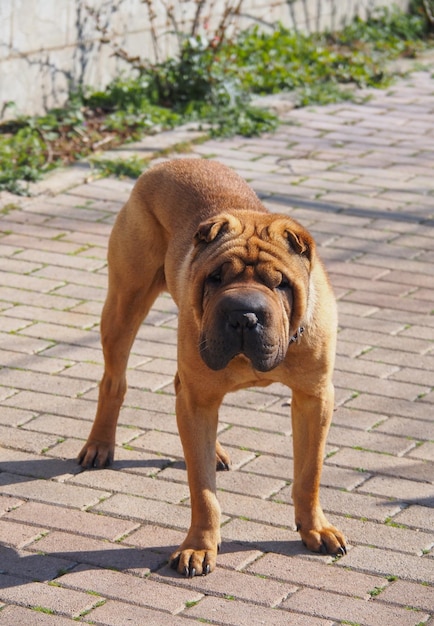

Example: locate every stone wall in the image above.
[0,0,410,117]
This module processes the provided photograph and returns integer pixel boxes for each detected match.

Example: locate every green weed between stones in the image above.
[0,4,432,194]
[33,606,55,615]
[90,155,149,180]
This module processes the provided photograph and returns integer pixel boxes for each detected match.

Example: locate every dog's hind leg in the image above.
[78,212,166,468]
[215,440,231,471]
[78,273,164,469]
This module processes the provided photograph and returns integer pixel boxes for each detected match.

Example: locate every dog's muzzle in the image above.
[200,290,287,372]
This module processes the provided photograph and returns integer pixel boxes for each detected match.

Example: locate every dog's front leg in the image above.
[169,385,221,577]
[291,385,346,555]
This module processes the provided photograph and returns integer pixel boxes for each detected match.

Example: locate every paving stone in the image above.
[373,416,434,440]
[96,443,173,475]
[0,495,24,516]
[93,494,192,530]
[216,470,286,499]
[284,587,429,625]
[391,504,434,533]
[155,563,297,607]
[24,414,136,442]
[332,515,433,555]
[331,407,389,431]
[221,517,303,554]
[0,270,65,294]
[344,394,430,422]
[328,448,432,483]
[378,579,434,612]
[218,490,294,528]
[51,282,106,303]
[327,424,415,455]
[275,484,401,523]
[216,544,264,571]
[408,441,434,462]
[0,519,47,549]
[0,424,62,455]
[121,523,186,554]
[120,387,177,414]
[0,543,75,582]
[5,501,139,541]
[0,406,35,427]
[247,552,386,597]
[0,573,98,617]
[358,474,434,505]
[5,304,98,329]
[27,531,162,574]
[242,454,367,490]
[189,595,332,625]
[85,599,199,625]
[1,232,81,255]
[0,349,73,375]
[335,353,400,378]
[0,315,31,334]
[340,290,433,314]
[336,545,434,584]
[15,249,105,272]
[68,467,189,503]
[19,323,101,351]
[59,564,203,613]
[1,390,97,420]
[131,430,184,458]
[0,605,77,625]
[218,426,293,457]
[218,403,292,433]
[338,328,432,355]
[0,367,94,397]
[0,472,109,509]
[0,330,53,355]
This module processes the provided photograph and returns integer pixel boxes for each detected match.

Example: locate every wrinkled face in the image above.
[190,211,315,372]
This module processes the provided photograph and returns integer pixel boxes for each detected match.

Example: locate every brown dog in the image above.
[78,158,346,576]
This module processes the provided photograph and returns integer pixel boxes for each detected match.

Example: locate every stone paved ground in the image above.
[0,68,433,626]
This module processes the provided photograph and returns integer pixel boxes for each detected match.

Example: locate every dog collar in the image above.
[290,327,304,345]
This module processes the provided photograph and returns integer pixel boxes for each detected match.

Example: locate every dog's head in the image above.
[190,211,315,372]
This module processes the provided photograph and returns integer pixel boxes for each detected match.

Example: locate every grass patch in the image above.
[0,4,432,194]
[368,585,385,597]
[90,155,149,179]
[33,606,55,615]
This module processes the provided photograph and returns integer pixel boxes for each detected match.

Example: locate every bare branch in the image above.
[422,0,434,25]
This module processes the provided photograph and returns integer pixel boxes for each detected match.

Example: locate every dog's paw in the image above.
[216,440,231,471]
[298,524,347,556]
[169,546,218,577]
[77,440,114,469]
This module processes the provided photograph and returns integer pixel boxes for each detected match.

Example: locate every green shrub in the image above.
[0,5,432,194]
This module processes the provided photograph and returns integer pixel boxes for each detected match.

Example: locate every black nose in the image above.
[227,311,259,330]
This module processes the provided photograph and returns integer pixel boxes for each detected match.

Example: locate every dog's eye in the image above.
[277,276,290,290]
[207,270,222,284]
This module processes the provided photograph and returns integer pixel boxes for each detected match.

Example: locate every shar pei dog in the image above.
[78,158,346,576]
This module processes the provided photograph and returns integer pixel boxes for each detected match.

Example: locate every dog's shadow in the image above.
[0,539,307,590]
[0,456,173,484]
[0,456,310,589]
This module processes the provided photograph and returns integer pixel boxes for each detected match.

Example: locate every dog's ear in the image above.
[283,228,315,263]
[195,214,241,244]
[265,217,315,264]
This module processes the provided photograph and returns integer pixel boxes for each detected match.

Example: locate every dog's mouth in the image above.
[199,290,289,372]
[199,333,286,372]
